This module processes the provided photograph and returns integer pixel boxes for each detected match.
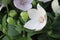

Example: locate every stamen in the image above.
[38,16,44,23]
[20,0,27,5]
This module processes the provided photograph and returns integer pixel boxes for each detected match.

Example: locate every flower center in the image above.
[20,0,27,5]
[38,16,44,23]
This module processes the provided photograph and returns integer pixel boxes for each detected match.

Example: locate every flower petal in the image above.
[13,0,21,9]
[27,0,33,3]
[24,20,38,30]
[0,3,4,11]
[20,4,32,11]
[52,0,60,15]
[24,19,47,31]
[28,4,47,19]
[38,0,51,3]
[13,0,32,11]
[28,9,38,19]
[37,4,46,16]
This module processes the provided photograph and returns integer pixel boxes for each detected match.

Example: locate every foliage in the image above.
[0,0,60,40]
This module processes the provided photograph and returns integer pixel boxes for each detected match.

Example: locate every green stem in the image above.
[23,27,25,37]
[6,5,9,13]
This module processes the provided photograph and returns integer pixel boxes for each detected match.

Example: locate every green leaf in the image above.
[2,15,7,34]
[48,30,60,38]
[48,15,60,38]
[2,36,10,40]
[0,24,2,30]
[7,25,19,37]
[15,20,22,33]
[47,12,54,20]
[17,36,32,40]
[2,0,11,6]
[27,36,32,40]
[26,30,39,36]
[38,34,55,40]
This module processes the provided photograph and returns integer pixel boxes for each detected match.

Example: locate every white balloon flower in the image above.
[24,4,47,31]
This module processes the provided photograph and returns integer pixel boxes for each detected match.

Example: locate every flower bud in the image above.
[20,12,28,22]
[7,17,15,25]
[9,10,17,17]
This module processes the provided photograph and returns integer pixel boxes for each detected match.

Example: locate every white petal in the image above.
[37,4,46,16]
[36,20,47,31]
[0,3,4,11]
[36,15,47,31]
[24,19,47,31]
[38,0,51,3]
[28,9,38,19]
[28,4,47,19]
[51,0,60,15]
[24,20,38,30]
